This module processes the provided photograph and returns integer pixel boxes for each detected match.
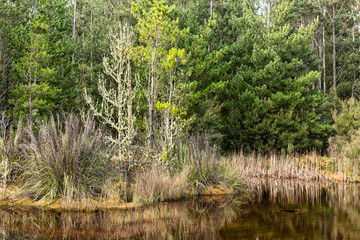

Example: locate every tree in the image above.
[0,0,30,112]
[314,0,357,102]
[2,0,74,120]
[10,18,60,126]
[84,23,137,193]
[221,0,331,152]
[74,0,133,111]
[132,0,187,155]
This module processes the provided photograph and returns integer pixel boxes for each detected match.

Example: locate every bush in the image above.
[333,98,360,141]
[330,98,360,177]
[18,114,114,200]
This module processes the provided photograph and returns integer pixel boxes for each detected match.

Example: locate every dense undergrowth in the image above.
[1,99,360,208]
[0,113,247,207]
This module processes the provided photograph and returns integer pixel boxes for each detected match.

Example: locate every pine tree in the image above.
[10,18,60,125]
[221,0,331,151]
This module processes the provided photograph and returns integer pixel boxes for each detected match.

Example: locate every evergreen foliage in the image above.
[1,0,360,153]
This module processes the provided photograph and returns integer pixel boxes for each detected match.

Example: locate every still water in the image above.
[1,180,360,239]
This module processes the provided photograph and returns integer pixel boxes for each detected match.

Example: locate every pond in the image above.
[1,180,360,239]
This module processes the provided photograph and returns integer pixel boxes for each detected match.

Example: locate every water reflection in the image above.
[1,181,360,239]
[0,196,244,240]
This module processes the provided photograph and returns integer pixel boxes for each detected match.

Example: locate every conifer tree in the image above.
[221,0,331,151]
[10,18,60,125]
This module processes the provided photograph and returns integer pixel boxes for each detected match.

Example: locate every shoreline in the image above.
[0,175,356,212]
[0,185,237,212]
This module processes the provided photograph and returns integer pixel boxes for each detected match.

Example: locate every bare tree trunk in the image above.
[149,42,157,148]
[126,55,133,189]
[332,5,337,108]
[323,24,326,94]
[127,55,133,149]
[72,0,77,64]
[208,0,213,52]
[267,0,271,30]
[28,68,32,129]
[352,26,356,98]
[90,7,93,83]
[318,28,322,90]
[0,18,6,110]
[165,73,173,154]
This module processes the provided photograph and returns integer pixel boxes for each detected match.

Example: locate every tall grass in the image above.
[133,163,189,204]
[132,135,247,204]
[226,150,358,184]
[176,135,246,194]
[0,112,22,199]
[18,114,114,200]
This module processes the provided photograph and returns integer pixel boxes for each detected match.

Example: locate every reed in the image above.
[226,150,359,184]
[133,163,190,204]
[176,135,247,194]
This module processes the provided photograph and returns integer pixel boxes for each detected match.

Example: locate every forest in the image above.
[0,0,360,207]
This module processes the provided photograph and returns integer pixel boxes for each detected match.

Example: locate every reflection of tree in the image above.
[0,198,244,240]
[237,180,360,240]
[1,183,360,239]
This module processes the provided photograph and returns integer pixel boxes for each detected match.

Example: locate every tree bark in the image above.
[90,7,93,83]
[332,5,337,109]
[323,24,326,94]
[149,39,157,148]
[72,0,77,64]
[208,0,213,52]
[352,26,356,98]
[317,26,322,90]
[28,64,32,129]
[267,0,271,29]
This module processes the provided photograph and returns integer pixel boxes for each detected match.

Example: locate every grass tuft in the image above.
[18,113,114,201]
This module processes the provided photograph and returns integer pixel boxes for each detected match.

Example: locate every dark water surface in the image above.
[1,180,360,239]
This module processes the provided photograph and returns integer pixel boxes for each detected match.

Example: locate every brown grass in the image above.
[133,163,190,204]
[226,151,358,184]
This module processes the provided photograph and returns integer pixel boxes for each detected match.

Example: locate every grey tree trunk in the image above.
[72,0,77,64]
[317,25,322,90]
[149,40,157,148]
[323,25,326,94]
[352,26,356,98]
[267,0,271,29]
[332,5,337,109]
[90,7,93,83]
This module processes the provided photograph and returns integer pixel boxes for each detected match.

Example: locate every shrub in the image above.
[333,98,360,141]
[329,98,360,178]
[18,114,114,200]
